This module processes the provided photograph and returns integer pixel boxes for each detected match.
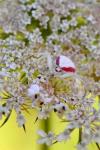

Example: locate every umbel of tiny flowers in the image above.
[37,130,55,146]
[0,0,100,150]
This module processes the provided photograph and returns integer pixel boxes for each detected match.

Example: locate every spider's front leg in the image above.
[41,52,54,74]
[46,52,54,73]
[57,73,74,78]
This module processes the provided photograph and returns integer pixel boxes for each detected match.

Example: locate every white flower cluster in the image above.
[0,0,100,149]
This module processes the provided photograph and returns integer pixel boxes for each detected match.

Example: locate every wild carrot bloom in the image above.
[0,0,99,149]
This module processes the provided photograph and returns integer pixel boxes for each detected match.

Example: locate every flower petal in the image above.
[37,130,47,137]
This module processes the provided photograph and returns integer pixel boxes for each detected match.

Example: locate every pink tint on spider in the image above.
[56,56,60,65]
[61,67,76,73]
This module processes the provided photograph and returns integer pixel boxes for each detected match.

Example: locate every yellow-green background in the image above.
[0,110,98,150]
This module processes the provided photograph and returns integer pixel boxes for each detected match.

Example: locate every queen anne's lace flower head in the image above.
[0,0,99,149]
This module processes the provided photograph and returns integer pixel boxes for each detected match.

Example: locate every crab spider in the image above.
[45,53,85,98]
[42,52,76,78]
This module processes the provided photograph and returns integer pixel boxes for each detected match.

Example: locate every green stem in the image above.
[95,142,100,150]
[41,118,50,150]
[44,118,50,133]
[78,128,82,144]
[44,119,50,150]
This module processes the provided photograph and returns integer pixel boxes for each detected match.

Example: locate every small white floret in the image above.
[28,84,40,97]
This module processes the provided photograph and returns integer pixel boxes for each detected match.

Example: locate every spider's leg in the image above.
[45,52,54,73]
[58,73,73,78]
